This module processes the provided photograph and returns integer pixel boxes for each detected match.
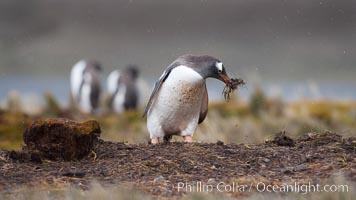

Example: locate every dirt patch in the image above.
[0,132,355,198]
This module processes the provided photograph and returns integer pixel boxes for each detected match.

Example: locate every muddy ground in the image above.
[0,132,355,199]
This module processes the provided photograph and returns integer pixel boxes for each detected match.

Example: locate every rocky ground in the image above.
[0,131,355,199]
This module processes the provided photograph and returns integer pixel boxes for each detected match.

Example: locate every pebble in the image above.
[294,164,309,171]
[207,178,216,184]
[153,176,165,183]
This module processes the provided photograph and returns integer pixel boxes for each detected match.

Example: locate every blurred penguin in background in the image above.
[70,60,102,114]
[107,65,139,113]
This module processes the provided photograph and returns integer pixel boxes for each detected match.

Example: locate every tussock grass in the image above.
[0,91,355,150]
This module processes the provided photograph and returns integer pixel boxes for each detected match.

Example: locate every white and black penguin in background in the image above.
[143,54,232,144]
[107,65,139,113]
[70,60,102,114]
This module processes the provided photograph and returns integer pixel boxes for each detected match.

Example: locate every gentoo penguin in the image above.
[143,54,232,144]
[70,60,102,114]
[107,65,139,113]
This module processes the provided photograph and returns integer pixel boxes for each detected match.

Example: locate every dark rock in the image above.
[30,152,42,163]
[216,140,224,145]
[268,131,295,147]
[23,118,101,161]
[281,167,294,174]
[62,171,86,178]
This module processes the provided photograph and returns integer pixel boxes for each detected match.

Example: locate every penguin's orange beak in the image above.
[219,74,232,85]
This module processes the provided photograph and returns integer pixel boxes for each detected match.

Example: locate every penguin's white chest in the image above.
[79,83,92,113]
[147,66,205,138]
[70,60,86,99]
[113,84,127,113]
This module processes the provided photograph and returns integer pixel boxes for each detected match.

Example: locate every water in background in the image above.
[1,75,355,109]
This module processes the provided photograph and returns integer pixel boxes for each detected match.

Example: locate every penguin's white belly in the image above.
[113,85,126,113]
[70,60,86,99]
[147,66,205,138]
[79,83,92,113]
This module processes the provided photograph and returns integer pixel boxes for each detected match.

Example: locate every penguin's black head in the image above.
[87,60,102,72]
[125,65,139,79]
[178,54,231,85]
[207,59,231,84]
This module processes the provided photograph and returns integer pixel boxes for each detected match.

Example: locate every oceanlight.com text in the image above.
[177,181,349,194]
[256,182,349,194]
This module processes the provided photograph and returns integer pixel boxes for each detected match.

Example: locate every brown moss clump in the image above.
[23,118,101,161]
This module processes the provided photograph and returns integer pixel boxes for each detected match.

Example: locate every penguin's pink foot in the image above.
[151,137,159,144]
[183,136,193,143]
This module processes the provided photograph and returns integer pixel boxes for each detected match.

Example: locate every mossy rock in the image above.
[23,118,101,161]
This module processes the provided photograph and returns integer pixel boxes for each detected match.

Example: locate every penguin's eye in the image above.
[215,62,223,73]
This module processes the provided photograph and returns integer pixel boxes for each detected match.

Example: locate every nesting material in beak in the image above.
[222,77,245,100]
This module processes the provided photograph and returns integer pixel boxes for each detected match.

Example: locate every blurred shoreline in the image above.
[1,76,356,110]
